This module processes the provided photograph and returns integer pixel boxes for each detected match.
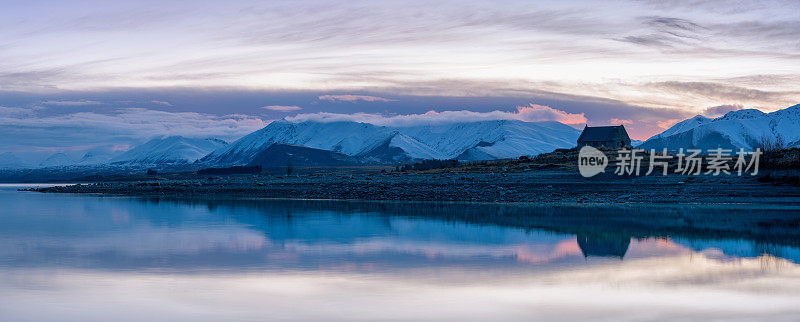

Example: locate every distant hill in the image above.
[76,150,115,165]
[39,153,74,168]
[640,104,800,151]
[247,143,366,167]
[111,136,228,165]
[201,119,581,166]
[0,152,29,169]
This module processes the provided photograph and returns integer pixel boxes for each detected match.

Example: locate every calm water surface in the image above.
[1,184,800,321]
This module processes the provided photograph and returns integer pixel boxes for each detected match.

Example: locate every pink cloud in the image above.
[702,104,743,117]
[151,100,173,107]
[111,144,132,152]
[261,105,303,111]
[286,103,586,127]
[608,118,634,125]
[318,94,397,103]
[514,104,587,125]
[656,118,683,129]
[41,99,102,106]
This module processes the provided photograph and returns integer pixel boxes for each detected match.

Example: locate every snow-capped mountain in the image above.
[0,152,29,169]
[39,153,74,167]
[111,136,228,165]
[201,119,581,165]
[76,150,115,165]
[399,121,580,160]
[640,104,800,151]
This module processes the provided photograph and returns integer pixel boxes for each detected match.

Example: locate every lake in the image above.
[1,184,800,321]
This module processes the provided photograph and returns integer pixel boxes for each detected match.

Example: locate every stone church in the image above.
[577,125,632,149]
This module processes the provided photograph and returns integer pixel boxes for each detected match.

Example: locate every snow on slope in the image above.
[640,104,800,151]
[0,152,29,169]
[400,120,580,159]
[650,115,712,140]
[202,119,581,165]
[39,153,74,167]
[200,121,403,165]
[76,150,115,165]
[112,136,228,165]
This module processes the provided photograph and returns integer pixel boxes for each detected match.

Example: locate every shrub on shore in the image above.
[761,147,800,170]
[397,159,460,172]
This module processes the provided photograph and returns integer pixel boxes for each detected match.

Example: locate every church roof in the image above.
[577,125,628,142]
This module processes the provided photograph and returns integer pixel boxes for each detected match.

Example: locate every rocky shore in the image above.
[30,168,800,205]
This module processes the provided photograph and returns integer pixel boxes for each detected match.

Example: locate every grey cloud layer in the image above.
[648,81,799,104]
[0,105,266,161]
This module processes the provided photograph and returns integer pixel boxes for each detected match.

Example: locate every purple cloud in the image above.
[150,100,173,107]
[703,104,743,117]
[40,100,103,106]
[0,107,267,162]
[286,104,586,127]
[318,95,397,103]
[261,105,303,111]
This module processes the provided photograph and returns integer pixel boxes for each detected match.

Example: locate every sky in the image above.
[1,0,799,162]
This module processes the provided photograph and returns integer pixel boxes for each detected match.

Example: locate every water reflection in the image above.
[1,186,800,321]
[576,232,630,259]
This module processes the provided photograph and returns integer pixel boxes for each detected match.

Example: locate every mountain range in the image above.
[200,119,581,166]
[640,104,800,151]
[110,136,228,165]
[39,153,74,168]
[0,152,29,169]
[3,104,800,170]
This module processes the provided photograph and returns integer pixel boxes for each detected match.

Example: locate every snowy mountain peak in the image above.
[653,115,712,139]
[202,119,581,165]
[112,136,228,165]
[716,108,766,121]
[0,152,27,169]
[641,104,800,150]
[77,151,114,165]
[39,153,74,167]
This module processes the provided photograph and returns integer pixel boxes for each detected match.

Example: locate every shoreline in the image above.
[28,169,800,206]
[18,173,800,246]
[20,191,800,210]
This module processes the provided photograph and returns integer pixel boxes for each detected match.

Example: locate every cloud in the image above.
[618,35,680,48]
[702,104,743,117]
[40,99,103,106]
[0,106,36,117]
[616,16,705,49]
[608,118,634,125]
[0,107,267,162]
[656,118,683,129]
[286,103,586,127]
[318,95,397,103]
[150,100,173,107]
[515,104,587,125]
[0,87,693,142]
[261,105,302,112]
[1,1,798,117]
[11,108,266,139]
[645,17,703,32]
[649,81,793,102]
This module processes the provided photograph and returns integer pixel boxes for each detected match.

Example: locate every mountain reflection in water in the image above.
[1,186,800,321]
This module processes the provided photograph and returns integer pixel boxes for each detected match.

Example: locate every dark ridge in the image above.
[198,166,262,175]
[247,143,365,167]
